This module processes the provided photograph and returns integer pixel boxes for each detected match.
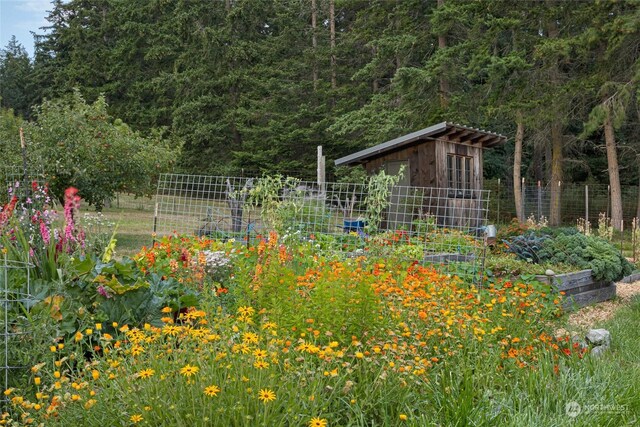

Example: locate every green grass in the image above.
[99,205,154,257]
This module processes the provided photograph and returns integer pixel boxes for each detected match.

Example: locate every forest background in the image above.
[1,0,639,226]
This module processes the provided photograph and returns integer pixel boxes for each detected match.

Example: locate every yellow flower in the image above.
[399,414,408,421]
[53,371,61,379]
[253,360,269,369]
[95,323,102,331]
[3,389,13,396]
[84,399,96,410]
[237,306,255,317]
[130,414,143,424]
[242,332,259,344]
[355,352,364,359]
[258,388,276,403]
[161,306,172,313]
[179,365,199,377]
[253,349,268,359]
[91,370,100,380]
[49,346,57,353]
[85,328,93,335]
[309,417,328,427]
[204,385,221,397]
[136,369,155,379]
[71,394,81,401]
[34,377,41,386]
[74,332,83,342]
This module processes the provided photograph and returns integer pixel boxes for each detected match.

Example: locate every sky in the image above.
[0,0,52,57]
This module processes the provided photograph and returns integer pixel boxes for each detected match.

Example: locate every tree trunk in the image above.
[549,121,563,226]
[311,0,318,91]
[513,112,525,223]
[547,9,562,226]
[437,0,449,109]
[329,0,336,90]
[604,104,623,230]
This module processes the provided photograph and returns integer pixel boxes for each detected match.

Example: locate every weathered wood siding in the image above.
[363,142,437,188]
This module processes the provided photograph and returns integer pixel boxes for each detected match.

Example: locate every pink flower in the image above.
[40,221,50,245]
[97,285,112,299]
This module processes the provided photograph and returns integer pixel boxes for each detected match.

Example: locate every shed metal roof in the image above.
[334,122,507,166]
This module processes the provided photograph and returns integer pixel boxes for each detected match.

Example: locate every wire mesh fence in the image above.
[154,174,492,282]
[1,256,33,407]
[2,166,45,204]
[487,179,640,227]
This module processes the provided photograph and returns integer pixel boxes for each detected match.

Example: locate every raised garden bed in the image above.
[423,253,476,264]
[535,269,616,310]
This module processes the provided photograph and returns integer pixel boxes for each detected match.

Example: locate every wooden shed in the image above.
[334,122,507,229]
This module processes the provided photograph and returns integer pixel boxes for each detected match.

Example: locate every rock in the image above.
[590,346,607,358]
[585,329,611,347]
[545,269,556,276]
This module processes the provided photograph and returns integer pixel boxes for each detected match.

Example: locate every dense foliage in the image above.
[1,0,639,183]
[24,91,179,208]
[505,230,634,282]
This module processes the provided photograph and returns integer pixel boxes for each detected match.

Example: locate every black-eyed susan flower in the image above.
[136,369,155,379]
[179,364,199,377]
[309,417,328,427]
[257,389,276,403]
[253,349,268,358]
[204,385,221,397]
[253,360,269,369]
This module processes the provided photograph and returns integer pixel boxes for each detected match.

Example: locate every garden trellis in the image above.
[154,174,491,281]
[1,256,33,407]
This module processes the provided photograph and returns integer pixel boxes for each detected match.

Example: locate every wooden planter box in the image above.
[535,269,616,310]
[423,253,476,264]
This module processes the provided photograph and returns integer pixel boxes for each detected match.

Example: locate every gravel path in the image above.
[565,281,640,330]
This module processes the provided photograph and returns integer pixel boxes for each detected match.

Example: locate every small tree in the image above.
[26,90,180,209]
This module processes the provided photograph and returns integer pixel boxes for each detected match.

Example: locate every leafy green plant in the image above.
[537,232,633,282]
[503,232,549,263]
[364,166,405,233]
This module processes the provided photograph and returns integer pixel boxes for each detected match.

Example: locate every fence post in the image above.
[537,180,542,220]
[152,203,158,245]
[585,185,589,225]
[522,178,525,220]
[496,178,501,223]
[317,146,326,197]
[607,184,611,219]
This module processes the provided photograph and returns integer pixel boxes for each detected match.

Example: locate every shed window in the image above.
[447,154,472,197]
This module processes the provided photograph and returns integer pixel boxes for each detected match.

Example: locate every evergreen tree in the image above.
[0,36,33,118]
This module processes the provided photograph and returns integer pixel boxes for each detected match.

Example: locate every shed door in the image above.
[385,160,412,231]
